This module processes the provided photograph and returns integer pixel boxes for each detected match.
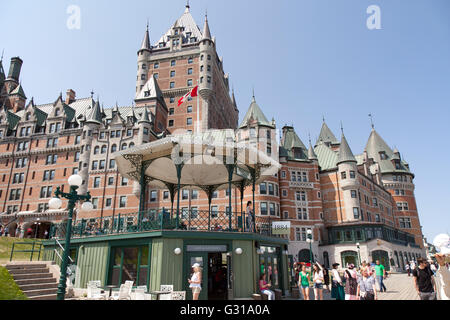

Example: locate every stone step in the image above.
[19,282,58,291]
[12,273,53,280]
[29,294,57,301]
[23,288,58,297]
[15,278,57,286]
[8,268,49,275]
[6,264,47,270]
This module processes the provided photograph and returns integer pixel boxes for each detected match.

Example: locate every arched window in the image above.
[101,145,107,154]
[111,144,117,153]
[121,143,127,150]
[55,108,60,117]
[94,146,99,155]
[129,142,135,148]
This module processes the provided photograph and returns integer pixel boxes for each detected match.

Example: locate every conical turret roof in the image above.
[316,121,339,146]
[365,128,393,161]
[337,134,356,165]
[308,143,318,160]
[239,95,274,129]
[85,99,103,124]
[202,15,212,40]
[139,25,151,52]
[138,106,152,124]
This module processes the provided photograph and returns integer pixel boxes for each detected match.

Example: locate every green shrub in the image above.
[0,267,28,300]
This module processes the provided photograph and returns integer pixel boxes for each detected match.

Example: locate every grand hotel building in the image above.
[0,4,425,271]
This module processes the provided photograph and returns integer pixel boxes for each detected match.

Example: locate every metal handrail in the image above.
[54,238,74,263]
[9,241,43,262]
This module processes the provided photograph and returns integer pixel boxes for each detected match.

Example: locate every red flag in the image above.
[177,86,198,107]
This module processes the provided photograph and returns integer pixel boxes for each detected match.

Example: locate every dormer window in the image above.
[144,90,151,97]
[159,43,164,48]
[379,151,387,160]
[186,32,191,38]
[175,30,179,35]
[55,109,60,117]
[26,113,31,121]
[250,128,256,138]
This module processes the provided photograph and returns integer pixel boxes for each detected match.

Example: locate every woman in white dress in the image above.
[188,263,202,300]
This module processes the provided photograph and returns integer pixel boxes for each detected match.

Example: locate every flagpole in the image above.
[197,79,200,133]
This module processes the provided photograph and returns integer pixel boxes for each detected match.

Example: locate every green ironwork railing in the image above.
[49,208,281,240]
[9,241,43,262]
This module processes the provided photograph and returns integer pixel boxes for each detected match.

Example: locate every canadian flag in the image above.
[177,86,198,107]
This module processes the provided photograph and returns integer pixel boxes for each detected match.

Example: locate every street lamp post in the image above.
[48,174,93,301]
[306,229,314,269]
[356,243,361,267]
[34,218,41,239]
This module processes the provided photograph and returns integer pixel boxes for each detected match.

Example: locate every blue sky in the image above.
[1,0,449,243]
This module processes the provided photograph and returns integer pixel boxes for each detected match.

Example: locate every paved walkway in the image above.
[377,273,419,300]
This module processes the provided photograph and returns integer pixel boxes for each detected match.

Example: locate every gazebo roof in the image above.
[114,130,281,191]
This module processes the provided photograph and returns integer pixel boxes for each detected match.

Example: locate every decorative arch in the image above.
[298,249,311,263]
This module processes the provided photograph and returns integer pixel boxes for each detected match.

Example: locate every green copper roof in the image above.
[365,129,412,174]
[7,111,20,130]
[314,143,338,171]
[9,83,26,99]
[63,103,76,122]
[138,106,152,124]
[308,143,318,160]
[281,126,309,161]
[85,100,103,124]
[316,122,339,145]
[239,96,274,129]
[337,134,356,165]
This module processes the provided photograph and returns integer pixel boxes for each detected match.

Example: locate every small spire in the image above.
[322,115,325,123]
[90,90,94,98]
[0,49,4,62]
[202,12,212,40]
[186,0,190,10]
[252,87,256,102]
[369,113,375,129]
[340,121,344,134]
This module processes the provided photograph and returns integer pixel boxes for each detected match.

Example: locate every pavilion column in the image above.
[204,186,215,231]
[175,164,184,230]
[249,168,257,234]
[238,182,245,232]
[138,166,147,227]
[226,164,235,231]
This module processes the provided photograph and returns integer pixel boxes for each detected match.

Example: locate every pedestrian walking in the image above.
[188,263,202,300]
[429,261,437,275]
[259,273,275,300]
[331,263,345,300]
[4,226,9,237]
[15,226,20,238]
[374,260,387,292]
[44,230,49,239]
[246,201,255,233]
[344,264,358,300]
[0,225,3,237]
[406,263,411,276]
[322,264,331,292]
[298,264,311,300]
[434,253,450,300]
[413,257,437,300]
[357,268,378,300]
[313,263,324,300]
[410,260,416,271]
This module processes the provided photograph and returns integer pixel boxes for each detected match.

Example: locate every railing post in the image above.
[38,243,42,261]
[30,241,35,261]
[10,243,15,262]
[117,214,121,234]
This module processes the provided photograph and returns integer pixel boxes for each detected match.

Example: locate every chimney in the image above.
[66,89,76,104]
[7,57,23,82]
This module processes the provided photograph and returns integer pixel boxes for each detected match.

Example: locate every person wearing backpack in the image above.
[413,257,437,300]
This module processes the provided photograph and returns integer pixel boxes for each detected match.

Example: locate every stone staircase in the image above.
[6,262,59,300]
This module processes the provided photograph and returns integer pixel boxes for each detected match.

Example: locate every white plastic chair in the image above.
[110,284,132,300]
[171,291,186,300]
[132,288,146,300]
[88,280,102,287]
[87,284,107,300]
[159,285,173,300]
